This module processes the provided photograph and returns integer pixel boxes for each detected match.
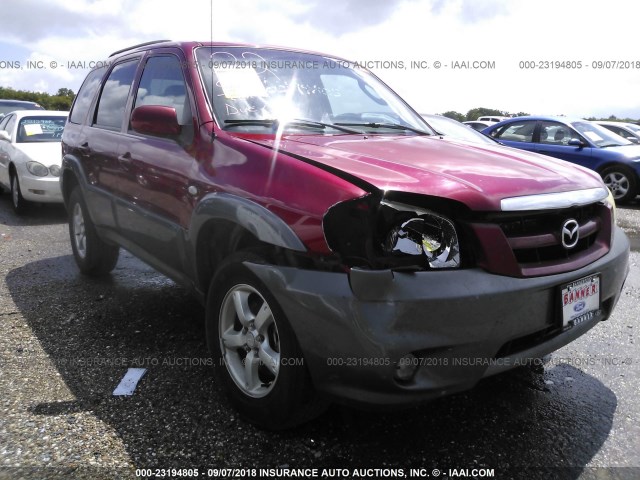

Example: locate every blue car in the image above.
[482,116,640,202]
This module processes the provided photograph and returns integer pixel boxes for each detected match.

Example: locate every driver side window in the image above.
[3,115,17,137]
[539,121,584,145]
[133,55,194,144]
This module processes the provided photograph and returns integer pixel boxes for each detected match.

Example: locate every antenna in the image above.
[210,0,215,140]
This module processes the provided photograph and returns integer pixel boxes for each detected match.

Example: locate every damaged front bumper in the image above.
[244,227,630,406]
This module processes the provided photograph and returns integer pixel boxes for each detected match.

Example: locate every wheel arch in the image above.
[190,193,307,295]
[60,154,86,206]
[596,161,635,175]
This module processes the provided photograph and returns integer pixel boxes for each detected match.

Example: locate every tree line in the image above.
[2,87,638,124]
[0,86,75,111]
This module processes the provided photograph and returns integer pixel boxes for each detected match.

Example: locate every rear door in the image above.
[68,59,140,228]
[90,59,140,200]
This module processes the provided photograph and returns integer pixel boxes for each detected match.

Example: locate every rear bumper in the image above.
[246,226,630,406]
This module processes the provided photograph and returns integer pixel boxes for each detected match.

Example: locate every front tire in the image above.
[11,174,29,215]
[68,187,119,276]
[601,165,637,203]
[206,252,325,430]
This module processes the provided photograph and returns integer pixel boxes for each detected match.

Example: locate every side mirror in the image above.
[567,138,584,148]
[131,105,181,137]
[0,130,10,142]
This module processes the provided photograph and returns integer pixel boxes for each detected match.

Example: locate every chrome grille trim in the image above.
[500,187,608,212]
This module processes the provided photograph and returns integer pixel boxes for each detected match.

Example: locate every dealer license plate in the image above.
[561,274,601,328]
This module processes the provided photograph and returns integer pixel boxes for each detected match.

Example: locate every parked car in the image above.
[421,114,496,145]
[477,115,509,123]
[596,121,640,144]
[463,120,494,131]
[61,41,629,429]
[483,116,640,202]
[0,99,45,120]
[0,110,68,213]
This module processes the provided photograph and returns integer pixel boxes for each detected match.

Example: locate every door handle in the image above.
[118,152,133,171]
[78,142,90,155]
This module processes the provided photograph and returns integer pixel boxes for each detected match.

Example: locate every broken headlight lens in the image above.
[382,201,460,269]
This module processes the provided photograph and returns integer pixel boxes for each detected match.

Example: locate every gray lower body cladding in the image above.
[245,227,630,406]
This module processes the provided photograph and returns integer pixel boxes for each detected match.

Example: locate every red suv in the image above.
[61,41,629,429]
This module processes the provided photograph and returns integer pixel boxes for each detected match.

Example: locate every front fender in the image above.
[189,192,307,253]
[60,154,88,206]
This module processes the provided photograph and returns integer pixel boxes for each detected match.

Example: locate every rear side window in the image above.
[492,121,535,143]
[94,60,139,130]
[69,66,106,124]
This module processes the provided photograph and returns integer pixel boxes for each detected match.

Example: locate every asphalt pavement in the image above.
[0,193,639,480]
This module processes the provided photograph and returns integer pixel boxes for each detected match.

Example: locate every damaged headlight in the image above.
[604,188,617,226]
[381,200,460,269]
[322,194,464,271]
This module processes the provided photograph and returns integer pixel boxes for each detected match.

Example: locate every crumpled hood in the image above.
[252,134,605,211]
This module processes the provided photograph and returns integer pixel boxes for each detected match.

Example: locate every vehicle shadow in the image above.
[618,198,640,211]
[0,193,67,226]
[5,255,615,479]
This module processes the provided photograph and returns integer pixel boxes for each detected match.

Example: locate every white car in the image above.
[477,115,509,123]
[0,110,68,213]
[596,121,640,144]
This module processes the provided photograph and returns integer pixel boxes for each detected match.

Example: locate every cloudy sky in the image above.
[1,0,639,118]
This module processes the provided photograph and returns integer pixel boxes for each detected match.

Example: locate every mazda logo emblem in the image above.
[561,219,579,249]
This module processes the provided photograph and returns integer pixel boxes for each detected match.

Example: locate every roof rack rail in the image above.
[109,40,172,58]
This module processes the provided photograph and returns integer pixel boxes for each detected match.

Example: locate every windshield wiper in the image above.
[224,118,361,134]
[289,119,362,134]
[224,119,277,128]
[334,122,431,135]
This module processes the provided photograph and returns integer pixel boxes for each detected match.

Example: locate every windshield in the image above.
[195,47,430,135]
[0,103,43,115]
[572,121,632,148]
[422,115,497,145]
[17,116,66,143]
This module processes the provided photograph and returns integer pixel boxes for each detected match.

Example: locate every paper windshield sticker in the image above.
[583,131,603,142]
[214,65,267,99]
[23,124,43,136]
[112,368,147,396]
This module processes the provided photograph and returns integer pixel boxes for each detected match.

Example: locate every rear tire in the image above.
[68,187,119,276]
[11,174,29,215]
[601,165,637,203]
[206,252,326,430]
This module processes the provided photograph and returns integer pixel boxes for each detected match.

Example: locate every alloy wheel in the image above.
[218,284,280,398]
[72,202,87,259]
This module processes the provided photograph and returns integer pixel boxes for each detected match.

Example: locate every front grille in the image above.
[499,204,597,237]
[501,205,599,264]
[470,203,611,277]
